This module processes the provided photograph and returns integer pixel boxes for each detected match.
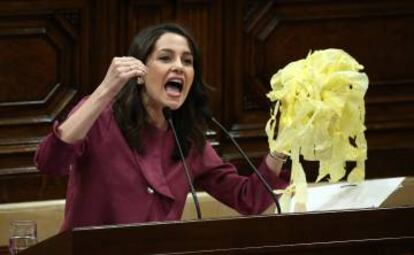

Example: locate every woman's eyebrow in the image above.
[158,48,193,56]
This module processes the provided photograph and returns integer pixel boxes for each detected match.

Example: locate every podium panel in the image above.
[17,177,414,254]
[19,206,414,255]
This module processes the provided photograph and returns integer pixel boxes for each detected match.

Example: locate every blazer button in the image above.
[147,187,155,194]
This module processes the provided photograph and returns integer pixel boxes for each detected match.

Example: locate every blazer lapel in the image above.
[134,151,176,201]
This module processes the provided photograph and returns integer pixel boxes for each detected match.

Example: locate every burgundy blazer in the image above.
[34,101,289,231]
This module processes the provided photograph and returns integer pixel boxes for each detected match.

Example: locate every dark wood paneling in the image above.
[236,0,414,130]
[88,0,122,93]
[1,0,413,203]
[176,0,223,115]
[223,0,414,177]
[0,0,88,202]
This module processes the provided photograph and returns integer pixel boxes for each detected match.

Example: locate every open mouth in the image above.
[164,78,183,97]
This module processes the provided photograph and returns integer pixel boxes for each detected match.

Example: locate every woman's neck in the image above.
[142,102,168,131]
[148,109,168,130]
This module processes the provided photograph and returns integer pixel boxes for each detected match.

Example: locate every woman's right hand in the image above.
[57,57,147,143]
[99,56,148,98]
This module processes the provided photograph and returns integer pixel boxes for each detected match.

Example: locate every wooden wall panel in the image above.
[0,0,89,202]
[123,0,173,43]
[222,0,414,179]
[234,0,414,131]
[0,0,413,204]
[176,0,223,114]
[87,0,122,92]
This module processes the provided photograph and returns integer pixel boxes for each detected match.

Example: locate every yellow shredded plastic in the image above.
[266,49,369,211]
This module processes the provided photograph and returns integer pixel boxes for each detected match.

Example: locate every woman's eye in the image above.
[183,58,193,65]
[159,56,171,62]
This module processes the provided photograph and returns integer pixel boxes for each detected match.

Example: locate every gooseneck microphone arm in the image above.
[162,107,202,220]
[202,108,282,214]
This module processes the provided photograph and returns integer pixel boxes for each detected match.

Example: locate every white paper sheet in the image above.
[289,177,405,212]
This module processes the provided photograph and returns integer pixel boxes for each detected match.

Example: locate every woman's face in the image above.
[142,32,195,113]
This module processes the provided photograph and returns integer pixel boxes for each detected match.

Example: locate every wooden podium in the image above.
[18,208,414,254]
[20,178,414,255]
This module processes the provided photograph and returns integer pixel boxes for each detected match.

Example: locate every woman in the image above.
[34,23,289,231]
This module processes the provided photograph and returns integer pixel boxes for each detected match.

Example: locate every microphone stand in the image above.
[205,111,282,214]
[163,107,202,219]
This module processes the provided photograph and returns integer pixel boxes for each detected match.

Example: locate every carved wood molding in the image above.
[233,0,414,135]
[0,4,86,176]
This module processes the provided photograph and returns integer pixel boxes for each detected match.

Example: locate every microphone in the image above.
[201,107,282,214]
[162,107,202,219]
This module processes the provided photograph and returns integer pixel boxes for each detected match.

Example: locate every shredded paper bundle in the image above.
[265,49,369,211]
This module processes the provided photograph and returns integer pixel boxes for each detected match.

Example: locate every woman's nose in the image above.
[171,61,184,73]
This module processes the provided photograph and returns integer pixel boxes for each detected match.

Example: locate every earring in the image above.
[137,76,144,85]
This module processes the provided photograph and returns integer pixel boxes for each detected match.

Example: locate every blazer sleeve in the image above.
[193,142,290,215]
[33,98,89,176]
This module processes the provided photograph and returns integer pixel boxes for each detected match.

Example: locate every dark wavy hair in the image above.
[113,23,209,160]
